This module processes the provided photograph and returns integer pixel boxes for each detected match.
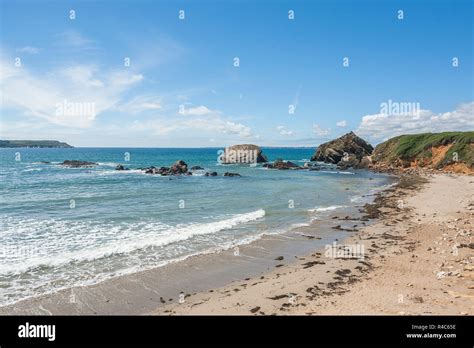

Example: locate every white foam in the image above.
[0,209,266,275]
[308,205,347,213]
[319,170,355,175]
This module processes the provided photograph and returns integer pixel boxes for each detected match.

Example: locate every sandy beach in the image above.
[150,174,474,315]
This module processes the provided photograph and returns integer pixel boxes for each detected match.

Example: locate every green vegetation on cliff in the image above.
[0,140,73,148]
[372,132,474,169]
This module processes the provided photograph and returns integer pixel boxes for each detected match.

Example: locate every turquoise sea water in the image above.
[0,147,394,305]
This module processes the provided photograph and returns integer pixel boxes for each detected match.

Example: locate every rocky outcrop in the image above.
[142,160,189,175]
[60,160,97,168]
[141,161,242,177]
[221,144,268,164]
[311,132,373,169]
[263,159,301,170]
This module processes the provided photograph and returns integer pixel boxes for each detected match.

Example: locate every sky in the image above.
[0,0,473,147]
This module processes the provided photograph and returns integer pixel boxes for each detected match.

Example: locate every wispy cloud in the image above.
[336,120,347,127]
[54,30,97,49]
[118,95,163,114]
[180,105,214,116]
[16,46,41,54]
[0,59,144,128]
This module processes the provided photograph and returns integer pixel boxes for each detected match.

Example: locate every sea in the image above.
[0,147,395,306]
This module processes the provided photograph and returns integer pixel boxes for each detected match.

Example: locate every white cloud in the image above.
[357,102,474,142]
[277,125,294,136]
[313,124,330,136]
[181,105,214,116]
[16,46,41,54]
[336,120,347,127]
[0,59,144,128]
[181,117,253,137]
[131,113,254,138]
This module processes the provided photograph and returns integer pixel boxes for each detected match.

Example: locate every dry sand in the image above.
[151,174,474,315]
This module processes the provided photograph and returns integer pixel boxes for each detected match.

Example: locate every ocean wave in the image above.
[94,169,144,176]
[319,170,355,175]
[308,205,348,213]
[0,220,280,307]
[97,162,120,167]
[0,209,266,275]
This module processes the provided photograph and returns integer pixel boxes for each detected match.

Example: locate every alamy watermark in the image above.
[380,99,420,116]
[55,99,96,120]
[324,241,365,260]
[217,148,259,164]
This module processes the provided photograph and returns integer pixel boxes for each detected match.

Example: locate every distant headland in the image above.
[0,140,73,148]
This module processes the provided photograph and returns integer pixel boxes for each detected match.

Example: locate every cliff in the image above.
[371,132,474,174]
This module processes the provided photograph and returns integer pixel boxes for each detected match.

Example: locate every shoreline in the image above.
[149,173,473,315]
[1,173,472,315]
[0,171,393,314]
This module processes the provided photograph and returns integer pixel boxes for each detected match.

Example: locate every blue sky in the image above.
[0,0,472,147]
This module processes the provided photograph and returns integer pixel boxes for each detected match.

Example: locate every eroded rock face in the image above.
[221,144,268,164]
[60,160,97,168]
[311,132,373,168]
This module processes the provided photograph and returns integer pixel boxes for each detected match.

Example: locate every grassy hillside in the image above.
[372,132,474,169]
[0,140,73,148]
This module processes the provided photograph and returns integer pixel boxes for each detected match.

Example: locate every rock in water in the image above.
[223,172,241,177]
[170,160,188,174]
[60,160,97,168]
[221,144,268,164]
[263,159,301,170]
[115,164,129,171]
[311,132,373,168]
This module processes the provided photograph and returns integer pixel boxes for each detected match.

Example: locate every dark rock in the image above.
[115,164,129,171]
[264,159,301,170]
[60,160,97,168]
[205,171,218,176]
[143,161,189,176]
[250,306,261,313]
[221,144,268,164]
[311,132,373,168]
[191,166,204,170]
[223,172,241,177]
[170,160,188,174]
